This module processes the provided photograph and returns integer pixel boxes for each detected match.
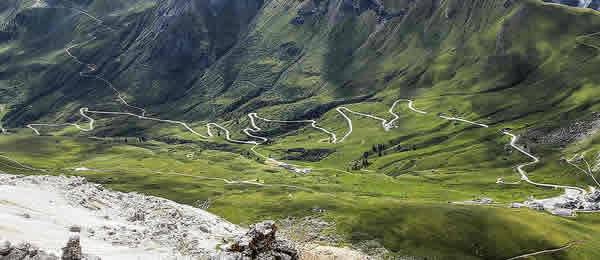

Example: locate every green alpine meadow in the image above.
[1,0,600,259]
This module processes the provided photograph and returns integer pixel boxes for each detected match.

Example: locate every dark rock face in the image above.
[61,236,82,260]
[135,0,265,72]
[524,113,600,147]
[282,148,335,162]
[585,190,600,203]
[292,0,404,26]
[228,221,299,260]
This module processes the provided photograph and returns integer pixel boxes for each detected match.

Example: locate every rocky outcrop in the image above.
[227,221,299,260]
[1,174,370,259]
[0,237,102,260]
[0,174,243,259]
[61,237,82,260]
[524,112,600,147]
[516,188,600,217]
[0,242,58,260]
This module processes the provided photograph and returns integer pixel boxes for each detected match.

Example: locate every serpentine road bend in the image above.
[81,109,210,139]
[27,108,95,135]
[247,113,338,143]
[246,99,424,145]
[79,110,300,170]
[334,99,423,143]
[28,4,145,135]
[18,2,600,198]
[405,99,428,114]
[438,114,490,128]
[502,131,587,195]
[65,36,147,116]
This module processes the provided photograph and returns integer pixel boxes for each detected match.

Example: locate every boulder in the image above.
[585,189,600,202]
[0,240,61,260]
[0,240,11,255]
[228,221,298,260]
[61,236,82,260]
[528,202,545,211]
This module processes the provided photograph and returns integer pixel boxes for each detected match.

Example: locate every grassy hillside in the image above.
[1,0,600,259]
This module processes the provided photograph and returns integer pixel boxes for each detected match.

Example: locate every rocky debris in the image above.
[0,241,11,255]
[61,236,82,260]
[1,174,375,259]
[550,208,575,217]
[520,188,600,216]
[0,174,243,258]
[68,226,82,233]
[351,240,391,259]
[227,221,299,260]
[524,113,600,147]
[0,241,59,260]
[0,237,102,260]
[277,217,384,259]
[299,245,374,260]
[585,189,600,202]
[282,148,334,162]
[268,159,312,175]
[509,203,523,208]
[528,201,546,211]
[467,197,494,205]
[278,217,339,245]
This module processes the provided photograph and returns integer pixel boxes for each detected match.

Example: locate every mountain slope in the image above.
[1,0,600,259]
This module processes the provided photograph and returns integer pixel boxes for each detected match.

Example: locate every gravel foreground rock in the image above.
[0,173,244,259]
[0,174,370,259]
[0,236,100,260]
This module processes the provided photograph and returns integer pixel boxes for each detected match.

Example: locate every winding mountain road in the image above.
[405,99,428,114]
[335,99,424,142]
[247,113,338,143]
[246,99,422,145]
[82,109,210,139]
[506,241,582,260]
[27,108,95,135]
[438,114,490,128]
[502,131,587,194]
[17,1,595,202]
[27,4,145,135]
[64,36,146,116]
